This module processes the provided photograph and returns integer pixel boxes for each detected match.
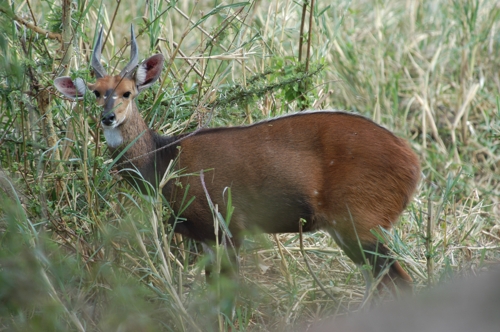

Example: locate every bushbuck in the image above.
[54,26,420,299]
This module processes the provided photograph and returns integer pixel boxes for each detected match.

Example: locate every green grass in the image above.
[1,0,500,331]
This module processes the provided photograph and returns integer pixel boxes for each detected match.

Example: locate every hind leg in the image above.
[326,226,412,300]
[360,242,412,297]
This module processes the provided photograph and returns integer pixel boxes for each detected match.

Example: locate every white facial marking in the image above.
[103,126,123,148]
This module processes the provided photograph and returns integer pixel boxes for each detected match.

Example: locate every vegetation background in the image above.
[0,0,499,331]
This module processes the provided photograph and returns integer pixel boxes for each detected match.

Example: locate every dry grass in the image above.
[1,0,500,331]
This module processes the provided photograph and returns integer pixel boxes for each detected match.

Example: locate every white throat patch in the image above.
[103,126,124,148]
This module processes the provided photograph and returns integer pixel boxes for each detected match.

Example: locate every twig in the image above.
[297,0,315,110]
[298,219,345,309]
[103,0,123,47]
[165,0,252,72]
[426,199,434,287]
[0,7,62,42]
[157,39,203,77]
[273,234,292,286]
[298,1,308,62]
[305,0,315,72]
[154,0,199,105]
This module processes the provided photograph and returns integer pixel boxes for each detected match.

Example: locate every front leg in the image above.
[201,241,240,319]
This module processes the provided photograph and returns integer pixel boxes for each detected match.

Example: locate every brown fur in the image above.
[171,112,418,294]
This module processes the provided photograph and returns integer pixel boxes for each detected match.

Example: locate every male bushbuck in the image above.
[54,27,420,299]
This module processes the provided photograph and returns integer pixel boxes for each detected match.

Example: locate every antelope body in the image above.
[54,27,420,298]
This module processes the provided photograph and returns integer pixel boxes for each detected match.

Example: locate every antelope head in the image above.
[54,26,164,148]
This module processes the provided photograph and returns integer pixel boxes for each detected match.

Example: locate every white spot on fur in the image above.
[103,126,123,148]
[329,160,334,166]
[101,101,133,148]
[314,190,319,196]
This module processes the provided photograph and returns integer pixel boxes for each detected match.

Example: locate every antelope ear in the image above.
[135,54,165,92]
[54,77,87,100]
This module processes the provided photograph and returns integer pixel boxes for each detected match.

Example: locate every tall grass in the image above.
[1,0,499,330]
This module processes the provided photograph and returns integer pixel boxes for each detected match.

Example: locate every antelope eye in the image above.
[123,91,131,98]
[93,90,101,98]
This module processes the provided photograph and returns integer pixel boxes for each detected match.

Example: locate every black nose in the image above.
[102,112,116,126]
